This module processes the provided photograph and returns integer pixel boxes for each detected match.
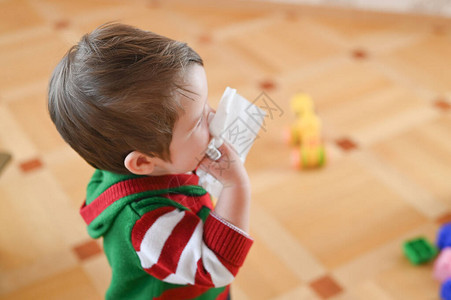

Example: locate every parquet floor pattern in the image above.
[1,1,451,299]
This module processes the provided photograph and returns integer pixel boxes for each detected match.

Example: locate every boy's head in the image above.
[49,23,213,175]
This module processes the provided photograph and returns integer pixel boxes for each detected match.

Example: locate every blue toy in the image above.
[441,279,451,300]
[437,223,451,250]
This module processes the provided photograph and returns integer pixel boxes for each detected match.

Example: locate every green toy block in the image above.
[403,237,438,265]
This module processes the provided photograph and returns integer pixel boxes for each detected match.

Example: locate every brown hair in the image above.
[48,23,203,174]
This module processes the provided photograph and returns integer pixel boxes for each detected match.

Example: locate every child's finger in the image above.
[197,153,216,170]
[199,138,238,170]
[216,140,239,158]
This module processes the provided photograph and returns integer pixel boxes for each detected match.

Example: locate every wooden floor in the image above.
[1,0,451,299]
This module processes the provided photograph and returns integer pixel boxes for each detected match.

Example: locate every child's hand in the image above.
[197,139,249,188]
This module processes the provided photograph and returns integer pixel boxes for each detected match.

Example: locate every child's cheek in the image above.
[200,123,211,153]
[189,127,209,158]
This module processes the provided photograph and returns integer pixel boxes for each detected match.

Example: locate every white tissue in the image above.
[197,87,266,199]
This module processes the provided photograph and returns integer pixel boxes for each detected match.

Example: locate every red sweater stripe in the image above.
[217,286,230,300]
[147,211,199,278]
[80,174,199,225]
[194,258,215,286]
[144,261,173,281]
[154,285,210,300]
[131,206,176,251]
[161,193,213,215]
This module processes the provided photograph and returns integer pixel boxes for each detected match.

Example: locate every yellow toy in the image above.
[286,93,326,169]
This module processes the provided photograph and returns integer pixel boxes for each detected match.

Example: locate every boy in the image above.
[48,23,253,299]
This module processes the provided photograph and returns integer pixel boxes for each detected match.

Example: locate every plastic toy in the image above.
[403,237,438,265]
[434,248,451,283]
[434,224,451,298]
[287,93,326,169]
[437,223,451,250]
[441,279,451,300]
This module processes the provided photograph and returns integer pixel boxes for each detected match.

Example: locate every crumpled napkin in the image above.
[197,87,266,198]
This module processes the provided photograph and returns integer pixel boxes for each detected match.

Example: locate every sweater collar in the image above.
[82,170,203,228]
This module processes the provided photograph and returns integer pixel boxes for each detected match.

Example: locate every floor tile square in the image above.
[73,240,102,261]
[310,275,343,299]
[19,158,43,173]
[335,137,358,151]
[435,98,451,111]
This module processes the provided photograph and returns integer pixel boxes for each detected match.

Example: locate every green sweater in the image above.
[80,169,253,299]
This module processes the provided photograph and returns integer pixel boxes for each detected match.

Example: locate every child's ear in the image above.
[124,151,155,175]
